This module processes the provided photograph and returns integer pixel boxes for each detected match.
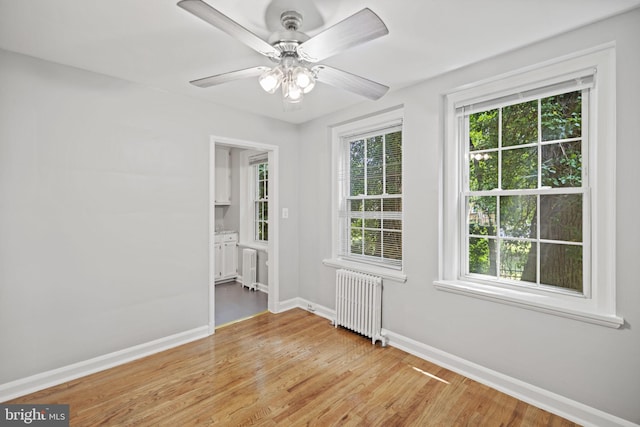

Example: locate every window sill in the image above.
[433,279,623,328]
[238,242,268,252]
[323,258,407,283]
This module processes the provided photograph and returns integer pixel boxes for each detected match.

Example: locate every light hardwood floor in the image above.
[8,309,579,426]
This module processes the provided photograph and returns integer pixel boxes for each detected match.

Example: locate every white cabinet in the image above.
[215,147,231,205]
[214,232,238,283]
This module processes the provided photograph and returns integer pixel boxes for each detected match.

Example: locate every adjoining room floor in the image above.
[215,281,267,326]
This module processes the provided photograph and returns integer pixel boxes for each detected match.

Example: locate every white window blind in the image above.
[455,70,595,116]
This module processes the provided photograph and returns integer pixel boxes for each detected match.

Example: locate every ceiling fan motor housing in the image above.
[267,10,310,59]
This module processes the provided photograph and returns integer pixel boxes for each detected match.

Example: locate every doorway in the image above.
[208,136,279,334]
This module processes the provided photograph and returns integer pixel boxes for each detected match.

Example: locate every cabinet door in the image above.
[214,243,223,278]
[214,147,231,204]
[222,242,237,277]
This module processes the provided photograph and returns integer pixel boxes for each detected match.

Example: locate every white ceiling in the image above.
[1,0,639,124]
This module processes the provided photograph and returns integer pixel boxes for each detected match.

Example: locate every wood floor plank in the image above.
[6,309,580,426]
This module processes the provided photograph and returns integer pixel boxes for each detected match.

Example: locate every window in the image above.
[324,109,405,281]
[437,46,623,327]
[465,89,586,292]
[253,157,268,242]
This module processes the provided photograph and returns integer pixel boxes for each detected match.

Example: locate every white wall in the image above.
[0,49,299,384]
[297,8,640,424]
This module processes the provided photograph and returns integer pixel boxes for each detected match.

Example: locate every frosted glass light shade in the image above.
[293,66,316,94]
[282,77,303,103]
[259,66,284,94]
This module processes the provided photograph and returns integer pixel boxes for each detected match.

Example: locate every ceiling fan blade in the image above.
[178,0,280,59]
[313,65,389,100]
[190,66,269,88]
[297,8,388,63]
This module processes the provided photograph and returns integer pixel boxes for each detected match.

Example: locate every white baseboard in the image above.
[0,325,209,403]
[278,297,335,322]
[381,329,637,427]
[276,297,302,313]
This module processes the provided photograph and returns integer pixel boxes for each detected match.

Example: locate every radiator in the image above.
[242,248,257,291]
[334,269,387,346]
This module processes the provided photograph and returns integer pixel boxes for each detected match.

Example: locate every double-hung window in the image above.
[326,109,405,280]
[252,157,268,242]
[465,88,587,291]
[437,46,622,327]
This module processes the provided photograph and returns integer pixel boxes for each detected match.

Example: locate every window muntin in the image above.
[463,89,587,294]
[340,126,403,268]
[254,161,268,242]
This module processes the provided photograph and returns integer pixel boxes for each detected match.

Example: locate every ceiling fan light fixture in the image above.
[282,75,304,103]
[258,66,284,94]
[293,66,315,93]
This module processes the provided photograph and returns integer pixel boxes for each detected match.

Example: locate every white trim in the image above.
[434,279,623,328]
[322,258,407,283]
[210,136,280,332]
[274,297,302,313]
[0,326,208,403]
[438,44,620,327]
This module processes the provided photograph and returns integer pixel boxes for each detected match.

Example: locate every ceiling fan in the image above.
[177,0,389,104]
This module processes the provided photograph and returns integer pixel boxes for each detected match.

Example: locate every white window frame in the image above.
[239,150,269,252]
[436,44,623,328]
[323,108,407,283]
[253,160,269,243]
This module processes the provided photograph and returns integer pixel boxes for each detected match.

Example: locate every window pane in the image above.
[382,198,401,212]
[256,202,262,221]
[500,240,536,283]
[469,109,498,151]
[385,131,402,194]
[541,141,582,188]
[540,194,582,242]
[469,152,498,191]
[468,196,497,236]
[383,219,402,230]
[258,181,265,199]
[351,218,362,228]
[364,199,381,212]
[350,228,363,255]
[263,222,268,241]
[502,100,538,147]
[541,91,581,141]
[262,202,268,221]
[383,231,402,260]
[364,219,380,229]
[367,136,384,195]
[469,237,493,275]
[363,230,381,256]
[350,199,363,212]
[540,243,582,292]
[350,140,365,196]
[500,195,537,238]
[501,147,538,189]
